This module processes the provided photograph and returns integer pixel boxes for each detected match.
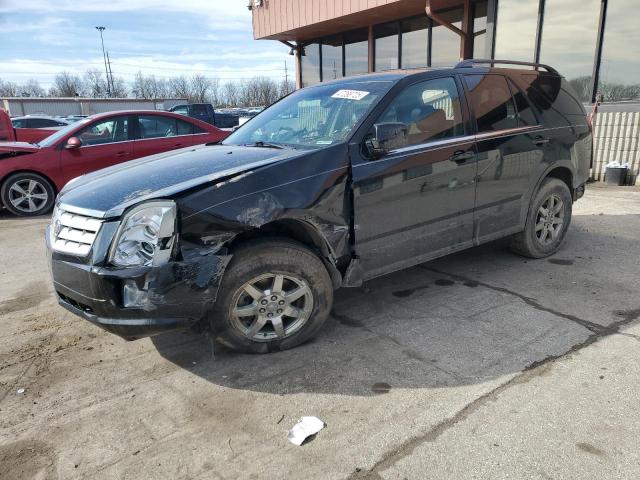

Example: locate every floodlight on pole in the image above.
[96,26,111,96]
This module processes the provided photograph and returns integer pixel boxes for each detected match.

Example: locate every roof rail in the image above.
[455,59,559,75]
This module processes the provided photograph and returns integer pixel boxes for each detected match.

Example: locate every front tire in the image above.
[1,172,55,217]
[510,178,573,258]
[211,238,334,353]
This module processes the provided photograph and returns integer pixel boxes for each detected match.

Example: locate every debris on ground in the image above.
[287,416,325,446]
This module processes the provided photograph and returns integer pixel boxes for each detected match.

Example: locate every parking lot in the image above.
[0,184,639,479]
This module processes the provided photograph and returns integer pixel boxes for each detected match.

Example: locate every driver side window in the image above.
[76,116,129,146]
[373,77,464,149]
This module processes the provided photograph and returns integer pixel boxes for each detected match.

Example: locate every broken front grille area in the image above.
[57,291,94,314]
[50,207,104,257]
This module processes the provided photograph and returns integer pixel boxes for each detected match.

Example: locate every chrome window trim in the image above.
[386,134,477,156]
[474,125,544,141]
[134,134,194,143]
[359,123,566,164]
[76,139,133,149]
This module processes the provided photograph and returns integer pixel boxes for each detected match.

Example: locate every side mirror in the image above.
[65,136,81,149]
[365,122,408,159]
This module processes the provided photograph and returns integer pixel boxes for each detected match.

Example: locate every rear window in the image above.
[191,105,209,115]
[28,118,62,128]
[513,73,587,127]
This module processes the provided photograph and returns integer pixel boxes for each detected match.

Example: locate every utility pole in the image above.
[96,26,111,97]
[284,60,289,92]
[106,51,115,96]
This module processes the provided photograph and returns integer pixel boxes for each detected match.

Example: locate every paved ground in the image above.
[1,184,639,480]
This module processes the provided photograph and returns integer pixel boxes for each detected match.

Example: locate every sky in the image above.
[0,0,292,89]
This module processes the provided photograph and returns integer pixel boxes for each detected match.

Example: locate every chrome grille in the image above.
[51,207,104,256]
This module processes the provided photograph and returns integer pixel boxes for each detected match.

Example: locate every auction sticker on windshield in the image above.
[331,89,370,100]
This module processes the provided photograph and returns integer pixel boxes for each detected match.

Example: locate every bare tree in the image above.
[168,76,191,100]
[221,81,239,107]
[50,72,84,97]
[0,79,19,97]
[239,77,280,107]
[111,76,128,97]
[85,69,108,98]
[279,79,295,98]
[190,74,211,103]
[208,77,221,106]
[20,79,46,97]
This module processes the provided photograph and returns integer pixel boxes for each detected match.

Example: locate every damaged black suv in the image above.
[47,60,592,353]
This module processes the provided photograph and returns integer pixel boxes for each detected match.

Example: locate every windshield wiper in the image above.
[244,141,284,149]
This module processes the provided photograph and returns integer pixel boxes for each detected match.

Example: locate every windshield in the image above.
[37,117,93,147]
[223,81,393,149]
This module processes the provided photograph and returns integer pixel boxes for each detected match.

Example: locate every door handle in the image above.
[533,136,550,146]
[449,150,475,164]
[173,143,184,147]
[115,151,129,157]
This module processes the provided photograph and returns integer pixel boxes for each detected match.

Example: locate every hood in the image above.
[0,142,41,154]
[58,143,305,218]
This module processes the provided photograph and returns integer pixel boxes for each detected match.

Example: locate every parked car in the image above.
[11,115,71,129]
[0,111,67,144]
[47,60,592,353]
[0,110,228,216]
[169,103,239,129]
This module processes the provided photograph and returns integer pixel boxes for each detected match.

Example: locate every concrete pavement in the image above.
[0,184,639,479]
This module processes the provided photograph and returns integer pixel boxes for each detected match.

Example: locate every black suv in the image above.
[47,60,592,353]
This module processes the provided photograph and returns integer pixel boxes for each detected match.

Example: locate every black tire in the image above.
[1,172,55,217]
[211,238,334,353]
[510,178,573,258]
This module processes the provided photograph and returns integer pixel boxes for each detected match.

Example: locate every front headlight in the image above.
[109,201,177,267]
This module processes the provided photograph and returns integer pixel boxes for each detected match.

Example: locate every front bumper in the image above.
[47,225,231,340]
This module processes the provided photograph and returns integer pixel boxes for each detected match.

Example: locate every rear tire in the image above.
[211,238,334,353]
[510,178,573,258]
[1,172,55,217]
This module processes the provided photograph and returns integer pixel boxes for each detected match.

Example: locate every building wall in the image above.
[1,98,187,117]
[252,0,426,40]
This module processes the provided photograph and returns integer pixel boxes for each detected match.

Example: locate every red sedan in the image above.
[0,110,229,216]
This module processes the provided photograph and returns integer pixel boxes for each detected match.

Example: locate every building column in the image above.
[295,45,302,89]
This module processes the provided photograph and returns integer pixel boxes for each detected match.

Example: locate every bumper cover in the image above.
[47,226,232,340]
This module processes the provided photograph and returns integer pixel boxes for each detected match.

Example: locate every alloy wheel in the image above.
[535,194,565,246]
[8,179,49,214]
[230,272,314,342]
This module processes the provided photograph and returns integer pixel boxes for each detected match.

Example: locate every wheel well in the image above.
[225,219,344,289]
[545,167,573,192]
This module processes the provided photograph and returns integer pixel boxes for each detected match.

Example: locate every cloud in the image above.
[0,0,251,31]
[0,2,289,89]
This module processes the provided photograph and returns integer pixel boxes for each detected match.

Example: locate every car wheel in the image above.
[211,238,334,353]
[510,178,573,258]
[1,172,55,217]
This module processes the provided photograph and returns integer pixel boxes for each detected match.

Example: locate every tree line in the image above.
[0,70,296,108]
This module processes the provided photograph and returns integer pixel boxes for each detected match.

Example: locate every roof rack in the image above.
[455,59,559,75]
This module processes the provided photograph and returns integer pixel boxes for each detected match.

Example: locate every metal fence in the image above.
[592,106,640,184]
